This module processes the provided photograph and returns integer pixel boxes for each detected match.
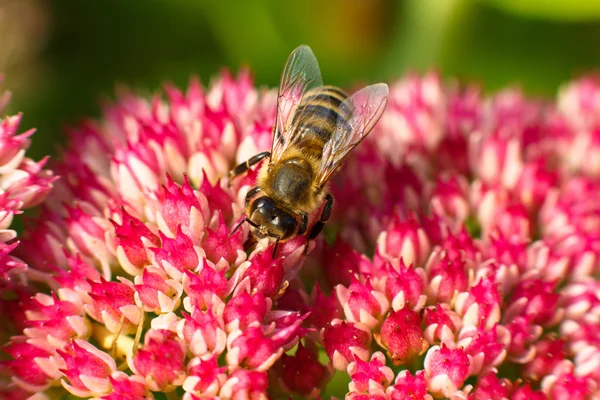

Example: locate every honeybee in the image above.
[230,45,389,255]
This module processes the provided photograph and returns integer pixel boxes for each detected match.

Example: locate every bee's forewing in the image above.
[317,83,389,186]
[271,45,323,161]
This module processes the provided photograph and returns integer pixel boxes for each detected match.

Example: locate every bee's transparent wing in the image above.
[317,83,389,187]
[271,45,323,161]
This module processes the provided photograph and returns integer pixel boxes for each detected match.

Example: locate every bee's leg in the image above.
[272,236,281,258]
[229,151,271,181]
[297,212,309,235]
[304,194,334,255]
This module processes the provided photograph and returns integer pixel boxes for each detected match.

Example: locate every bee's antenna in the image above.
[247,219,260,228]
[230,217,260,237]
[230,217,247,236]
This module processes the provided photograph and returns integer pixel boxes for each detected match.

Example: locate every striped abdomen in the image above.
[291,85,348,159]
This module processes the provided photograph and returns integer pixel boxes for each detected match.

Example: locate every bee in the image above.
[229,45,388,256]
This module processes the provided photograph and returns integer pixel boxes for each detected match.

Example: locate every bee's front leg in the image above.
[229,151,271,182]
[303,194,334,255]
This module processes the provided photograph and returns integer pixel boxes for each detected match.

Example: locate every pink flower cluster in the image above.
[1,69,600,399]
[0,77,55,296]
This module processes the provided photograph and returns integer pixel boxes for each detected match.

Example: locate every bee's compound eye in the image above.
[255,197,273,211]
[250,197,278,224]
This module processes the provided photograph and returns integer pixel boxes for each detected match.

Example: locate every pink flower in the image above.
[226,323,303,371]
[505,315,543,363]
[522,337,566,382]
[539,176,600,244]
[557,75,600,130]
[84,277,140,334]
[0,114,55,207]
[541,360,595,400]
[427,174,470,226]
[63,203,114,274]
[2,340,60,392]
[22,293,89,347]
[434,86,479,176]
[322,237,368,287]
[52,253,102,296]
[560,318,600,354]
[425,250,469,304]
[129,329,187,391]
[157,174,206,242]
[16,214,68,272]
[347,352,394,397]
[375,71,445,162]
[469,372,511,400]
[469,130,523,188]
[375,307,429,365]
[380,258,427,312]
[183,355,226,397]
[134,265,182,313]
[58,340,117,397]
[111,208,161,274]
[241,250,285,298]
[485,232,528,273]
[458,325,509,375]
[307,283,342,329]
[182,262,228,311]
[490,202,532,240]
[179,307,226,356]
[504,278,563,327]
[203,212,243,264]
[4,68,600,399]
[376,214,431,268]
[0,80,55,281]
[276,342,331,397]
[221,369,269,400]
[423,344,471,398]
[561,281,600,321]
[515,160,558,211]
[510,383,547,400]
[387,370,433,400]
[100,372,151,400]
[222,291,268,331]
[470,182,510,235]
[438,226,480,263]
[322,320,372,371]
[455,277,502,330]
[152,227,199,277]
[336,276,389,328]
[423,303,463,345]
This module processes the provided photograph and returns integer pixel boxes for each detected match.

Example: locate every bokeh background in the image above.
[3,0,600,162]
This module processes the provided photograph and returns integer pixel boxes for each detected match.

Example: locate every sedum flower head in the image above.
[1,68,600,400]
[0,78,55,282]
[0,77,56,355]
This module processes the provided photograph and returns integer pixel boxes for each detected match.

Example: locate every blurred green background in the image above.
[3,0,600,162]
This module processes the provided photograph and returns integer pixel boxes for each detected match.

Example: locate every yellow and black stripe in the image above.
[291,85,348,158]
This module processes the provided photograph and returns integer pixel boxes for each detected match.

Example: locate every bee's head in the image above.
[248,196,298,241]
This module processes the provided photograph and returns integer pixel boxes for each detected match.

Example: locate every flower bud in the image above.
[375,307,428,366]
